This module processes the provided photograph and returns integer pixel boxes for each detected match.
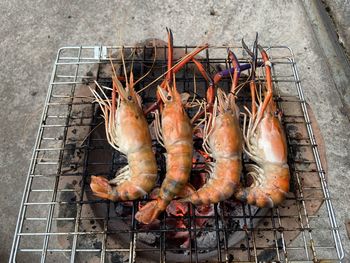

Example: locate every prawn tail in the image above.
[179,182,214,205]
[90,176,119,201]
[235,165,290,208]
[180,182,237,206]
[235,186,285,208]
[135,199,166,224]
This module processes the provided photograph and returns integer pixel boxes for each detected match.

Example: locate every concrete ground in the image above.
[323,0,350,56]
[0,0,349,261]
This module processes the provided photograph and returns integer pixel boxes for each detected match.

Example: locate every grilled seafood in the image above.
[180,49,244,205]
[135,78,193,224]
[235,45,290,207]
[181,88,242,205]
[89,54,157,201]
[135,30,208,224]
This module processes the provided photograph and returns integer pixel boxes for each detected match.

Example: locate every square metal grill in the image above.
[10,45,344,262]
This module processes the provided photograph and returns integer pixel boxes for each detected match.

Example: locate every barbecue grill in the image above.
[10,44,344,262]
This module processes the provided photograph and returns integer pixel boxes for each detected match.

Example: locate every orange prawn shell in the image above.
[254,112,288,164]
[209,112,242,158]
[116,98,152,153]
[181,89,243,205]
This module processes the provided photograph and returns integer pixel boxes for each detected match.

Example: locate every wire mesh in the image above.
[10,45,344,263]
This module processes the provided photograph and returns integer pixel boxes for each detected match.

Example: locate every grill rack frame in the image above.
[9,45,344,262]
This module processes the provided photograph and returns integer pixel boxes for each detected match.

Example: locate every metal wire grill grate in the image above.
[10,45,344,262]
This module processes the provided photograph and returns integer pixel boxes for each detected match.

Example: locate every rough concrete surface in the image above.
[303,0,350,124]
[323,0,350,55]
[0,0,349,261]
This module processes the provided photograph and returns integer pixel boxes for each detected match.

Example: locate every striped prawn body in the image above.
[135,81,193,224]
[181,88,242,205]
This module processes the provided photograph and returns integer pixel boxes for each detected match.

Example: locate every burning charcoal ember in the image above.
[168,223,189,239]
[166,200,189,216]
[195,204,214,227]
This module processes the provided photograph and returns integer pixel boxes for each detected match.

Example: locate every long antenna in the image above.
[121,47,129,90]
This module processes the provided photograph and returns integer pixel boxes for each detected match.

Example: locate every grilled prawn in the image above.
[179,49,245,205]
[135,80,193,224]
[181,88,242,205]
[235,45,290,207]
[90,61,157,201]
